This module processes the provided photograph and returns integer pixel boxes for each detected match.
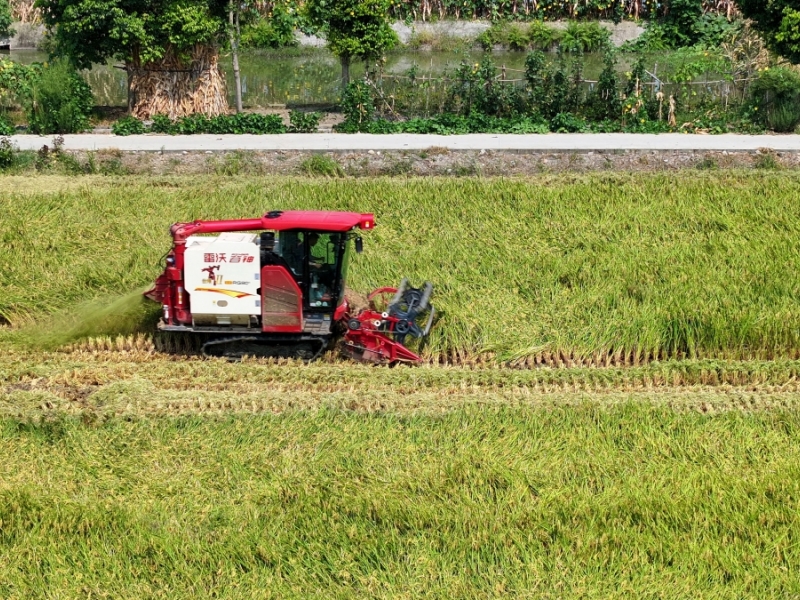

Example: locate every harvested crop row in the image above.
[6,350,800,407]
[3,172,800,361]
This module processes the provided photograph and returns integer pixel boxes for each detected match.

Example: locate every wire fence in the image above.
[375,64,754,103]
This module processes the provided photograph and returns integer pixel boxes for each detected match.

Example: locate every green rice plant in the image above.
[3,173,800,362]
[1,405,800,597]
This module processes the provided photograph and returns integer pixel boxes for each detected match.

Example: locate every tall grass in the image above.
[3,172,800,360]
[1,406,800,598]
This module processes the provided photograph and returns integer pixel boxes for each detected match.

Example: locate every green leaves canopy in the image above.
[0,0,13,40]
[305,0,396,61]
[738,0,800,63]
[36,0,228,67]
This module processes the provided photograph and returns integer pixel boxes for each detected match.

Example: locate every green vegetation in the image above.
[4,173,800,362]
[477,21,610,53]
[23,59,93,134]
[305,0,397,87]
[299,154,344,177]
[739,0,800,64]
[0,58,93,134]
[747,66,800,132]
[0,0,12,40]
[114,112,287,135]
[1,397,799,598]
[288,109,321,132]
[240,1,301,49]
[332,39,790,133]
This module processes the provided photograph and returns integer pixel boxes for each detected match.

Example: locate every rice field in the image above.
[3,171,800,362]
[1,386,800,599]
[4,169,800,598]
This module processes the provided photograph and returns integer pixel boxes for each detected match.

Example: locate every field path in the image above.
[10,132,800,153]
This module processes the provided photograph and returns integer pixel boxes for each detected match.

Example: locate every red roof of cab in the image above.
[261,210,375,232]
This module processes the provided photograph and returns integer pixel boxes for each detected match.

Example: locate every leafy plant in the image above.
[288,110,321,133]
[584,50,621,121]
[528,20,560,51]
[22,59,94,135]
[659,0,704,47]
[112,112,288,135]
[738,0,800,64]
[507,24,530,51]
[337,80,375,132]
[748,67,800,132]
[0,0,13,39]
[150,114,176,134]
[0,135,15,169]
[111,116,145,136]
[560,22,611,53]
[550,112,588,132]
[176,113,286,134]
[0,59,38,104]
[0,113,13,136]
[240,3,300,49]
[305,0,397,88]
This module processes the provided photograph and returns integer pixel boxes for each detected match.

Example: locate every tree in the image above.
[305,0,397,89]
[228,0,242,112]
[37,0,230,118]
[0,0,14,40]
[738,0,800,63]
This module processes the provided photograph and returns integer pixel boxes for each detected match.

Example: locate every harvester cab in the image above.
[144,210,434,363]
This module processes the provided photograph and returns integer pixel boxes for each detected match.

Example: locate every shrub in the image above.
[23,59,94,134]
[748,67,800,133]
[507,24,530,51]
[240,10,299,49]
[288,110,321,133]
[112,113,288,136]
[550,112,588,132]
[560,22,610,53]
[528,21,560,50]
[476,24,505,50]
[337,80,375,132]
[583,50,621,122]
[0,0,12,39]
[0,58,38,102]
[0,136,15,169]
[111,115,145,136]
[150,114,176,134]
[0,113,13,136]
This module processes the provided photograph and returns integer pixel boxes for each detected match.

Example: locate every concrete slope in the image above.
[10,133,800,153]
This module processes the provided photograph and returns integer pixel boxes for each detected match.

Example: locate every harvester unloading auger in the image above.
[144,210,434,363]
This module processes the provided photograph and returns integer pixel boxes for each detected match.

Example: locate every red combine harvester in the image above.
[144,210,434,363]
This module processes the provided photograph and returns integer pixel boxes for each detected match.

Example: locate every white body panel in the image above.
[184,233,261,323]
